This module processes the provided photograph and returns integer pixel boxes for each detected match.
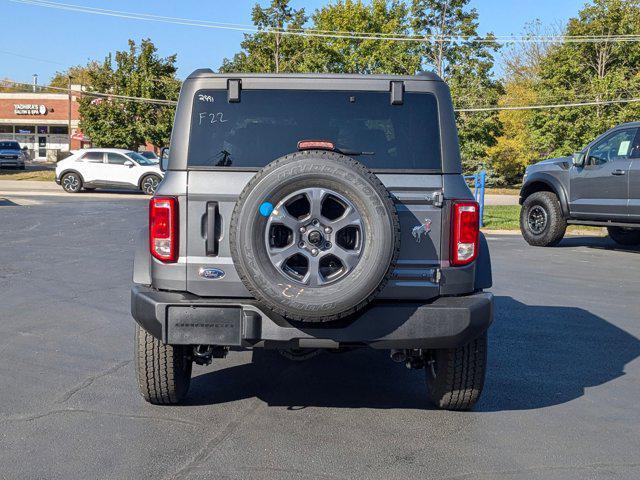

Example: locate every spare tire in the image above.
[230,150,400,322]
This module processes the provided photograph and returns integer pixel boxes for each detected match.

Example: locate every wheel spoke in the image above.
[269,207,299,230]
[331,244,361,272]
[269,243,298,267]
[302,254,324,287]
[305,188,326,220]
[331,206,362,231]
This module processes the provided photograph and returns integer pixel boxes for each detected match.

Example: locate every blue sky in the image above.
[1,0,584,84]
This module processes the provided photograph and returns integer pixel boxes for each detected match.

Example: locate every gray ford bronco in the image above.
[131,70,493,411]
[520,122,640,247]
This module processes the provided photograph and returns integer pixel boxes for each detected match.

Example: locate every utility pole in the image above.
[67,75,72,150]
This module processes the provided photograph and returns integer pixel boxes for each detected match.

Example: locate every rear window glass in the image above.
[188,89,441,170]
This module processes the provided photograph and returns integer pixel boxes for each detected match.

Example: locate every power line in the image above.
[10,0,640,44]
[456,97,640,112]
[4,80,178,106]
[5,79,640,113]
[0,49,66,65]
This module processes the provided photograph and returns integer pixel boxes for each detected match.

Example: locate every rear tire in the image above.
[425,332,488,411]
[607,227,640,246]
[520,191,566,246]
[134,325,192,405]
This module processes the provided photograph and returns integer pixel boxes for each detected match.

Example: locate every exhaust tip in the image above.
[390,349,407,363]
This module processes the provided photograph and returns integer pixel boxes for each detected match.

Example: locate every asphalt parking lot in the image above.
[1,195,639,480]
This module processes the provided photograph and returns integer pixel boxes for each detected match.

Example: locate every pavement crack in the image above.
[55,359,131,404]
[2,407,201,428]
[164,361,300,479]
[165,397,263,480]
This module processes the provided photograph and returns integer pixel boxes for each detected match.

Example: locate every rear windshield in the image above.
[188,89,441,170]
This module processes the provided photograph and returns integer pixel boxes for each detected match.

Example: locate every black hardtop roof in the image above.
[186,69,443,83]
[614,121,640,129]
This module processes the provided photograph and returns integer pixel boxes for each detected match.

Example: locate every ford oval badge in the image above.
[199,267,225,280]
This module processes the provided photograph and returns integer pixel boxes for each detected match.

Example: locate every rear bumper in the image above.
[131,285,493,350]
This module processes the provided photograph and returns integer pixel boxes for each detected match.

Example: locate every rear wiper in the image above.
[336,148,374,156]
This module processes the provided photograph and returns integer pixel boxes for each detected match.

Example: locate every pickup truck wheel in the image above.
[134,325,192,405]
[607,227,640,246]
[520,191,566,246]
[424,332,487,411]
[230,150,400,322]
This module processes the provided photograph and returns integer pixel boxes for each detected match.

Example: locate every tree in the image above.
[531,0,640,158]
[49,64,98,89]
[302,0,420,75]
[411,0,502,174]
[219,0,307,73]
[78,39,180,149]
[488,21,557,185]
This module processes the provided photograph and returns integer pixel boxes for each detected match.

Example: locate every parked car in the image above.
[130,70,494,410]
[520,122,640,246]
[139,151,159,163]
[0,141,26,170]
[55,148,164,194]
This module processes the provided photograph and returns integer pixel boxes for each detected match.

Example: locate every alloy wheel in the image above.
[265,187,364,286]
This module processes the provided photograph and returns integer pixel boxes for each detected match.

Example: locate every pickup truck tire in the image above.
[520,191,566,247]
[134,324,192,405]
[230,150,400,323]
[425,331,487,411]
[607,227,640,246]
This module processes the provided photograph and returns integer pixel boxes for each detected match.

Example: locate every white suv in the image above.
[55,148,164,195]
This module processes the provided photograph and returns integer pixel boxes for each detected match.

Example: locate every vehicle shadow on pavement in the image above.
[187,295,640,411]
[187,347,431,410]
[477,296,640,411]
[557,236,640,253]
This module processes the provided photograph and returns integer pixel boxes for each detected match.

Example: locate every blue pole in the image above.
[478,170,486,227]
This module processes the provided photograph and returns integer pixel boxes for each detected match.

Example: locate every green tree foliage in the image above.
[219,0,308,73]
[78,39,180,149]
[220,0,499,174]
[411,0,502,174]
[49,64,99,89]
[488,21,554,185]
[302,0,420,74]
[531,0,640,158]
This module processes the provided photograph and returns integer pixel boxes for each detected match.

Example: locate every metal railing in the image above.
[464,170,486,227]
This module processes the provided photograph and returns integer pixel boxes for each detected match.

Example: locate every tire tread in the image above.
[426,332,487,411]
[134,325,191,405]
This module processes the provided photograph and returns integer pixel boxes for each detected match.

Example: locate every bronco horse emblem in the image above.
[411,218,432,243]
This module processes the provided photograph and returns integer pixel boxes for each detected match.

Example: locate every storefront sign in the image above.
[14,104,47,115]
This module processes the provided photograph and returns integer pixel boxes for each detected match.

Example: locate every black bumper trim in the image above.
[131,285,493,349]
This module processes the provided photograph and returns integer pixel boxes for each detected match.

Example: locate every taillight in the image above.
[149,197,178,262]
[451,201,479,266]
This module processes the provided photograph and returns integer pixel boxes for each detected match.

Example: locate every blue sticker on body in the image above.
[259,202,274,217]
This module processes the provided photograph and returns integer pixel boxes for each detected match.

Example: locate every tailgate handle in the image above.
[206,202,219,256]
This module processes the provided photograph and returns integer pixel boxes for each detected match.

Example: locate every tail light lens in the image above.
[451,201,479,266]
[149,197,178,262]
